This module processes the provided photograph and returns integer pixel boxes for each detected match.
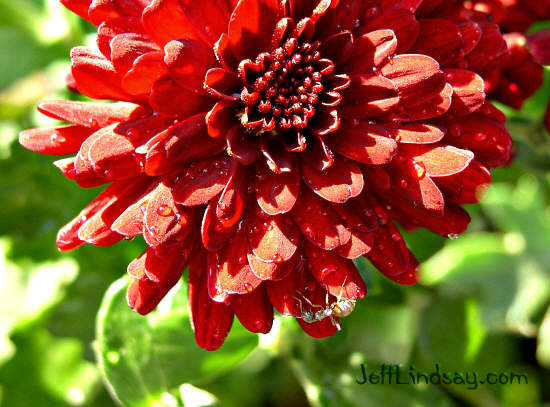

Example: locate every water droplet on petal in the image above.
[50,133,66,144]
[448,233,459,240]
[156,205,173,216]
[414,162,426,179]
[474,132,487,142]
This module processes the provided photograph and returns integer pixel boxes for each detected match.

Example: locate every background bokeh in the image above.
[1,1,550,406]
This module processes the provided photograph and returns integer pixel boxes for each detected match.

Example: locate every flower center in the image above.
[240,38,328,133]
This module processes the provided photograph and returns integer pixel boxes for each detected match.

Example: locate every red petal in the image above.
[122,51,168,95]
[247,209,299,263]
[56,181,132,251]
[303,242,366,300]
[78,178,151,246]
[87,124,142,180]
[387,155,445,213]
[436,160,491,204]
[339,74,399,118]
[308,107,340,136]
[127,277,168,315]
[381,54,445,113]
[19,125,92,155]
[37,100,147,128]
[255,160,300,215]
[144,113,225,176]
[527,29,550,65]
[97,17,144,57]
[110,33,159,73]
[466,23,509,72]
[260,138,295,173]
[458,22,482,57]
[411,18,462,66]
[164,39,217,94]
[188,254,234,351]
[60,0,93,23]
[343,29,397,74]
[207,228,262,296]
[365,218,411,278]
[248,251,297,281]
[88,0,149,25]
[70,46,130,101]
[401,145,474,177]
[172,156,237,206]
[265,264,302,316]
[357,8,419,53]
[201,199,239,251]
[53,158,77,181]
[130,241,192,284]
[321,31,354,68]
[445,115,512,169]
[206,101,238,138]
[149,76,213,118]
[301,156,363,203]
[227,0,282,61]
[291,188,350,250]
[335,230,374,259]
[74,131,111,188]
[445,69,485,117]
[390,122,445,144]
[383,192,471,237]
[328,121,397,165]
[143,182,198,248]
[216,164,248,226]
[300,133,334,171]
[214,33,238,72]
[111,182,157,236]
[232,285,273,334]
[142,0,232,47]
[204,68,242,100]
[199,163,248,250]
[227,125,260,165]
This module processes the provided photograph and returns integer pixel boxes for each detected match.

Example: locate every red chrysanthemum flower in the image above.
[20,0,514,350]
[422,0,550,131]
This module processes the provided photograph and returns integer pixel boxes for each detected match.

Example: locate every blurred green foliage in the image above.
[1,1,550,406]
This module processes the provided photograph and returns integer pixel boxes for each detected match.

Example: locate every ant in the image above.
[293,278,355,331]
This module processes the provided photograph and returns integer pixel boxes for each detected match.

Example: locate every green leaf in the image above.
[179,384,220,407]
[290,339,456,407]
[345,301,419,365]
[419,298,487,371]
[536,305,550,369]
[96,277,258,407]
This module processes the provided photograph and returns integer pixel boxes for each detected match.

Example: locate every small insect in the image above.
[294,279,355,330]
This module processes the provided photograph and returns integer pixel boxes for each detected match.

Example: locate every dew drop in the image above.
[50,133,66,144]
[448,233,459,240]
[474,132,487,142]
[414,162,426,179]
[106,351,120,364]
[244,282,254,292]
[449,123,462,137]
[156,205,173,217]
